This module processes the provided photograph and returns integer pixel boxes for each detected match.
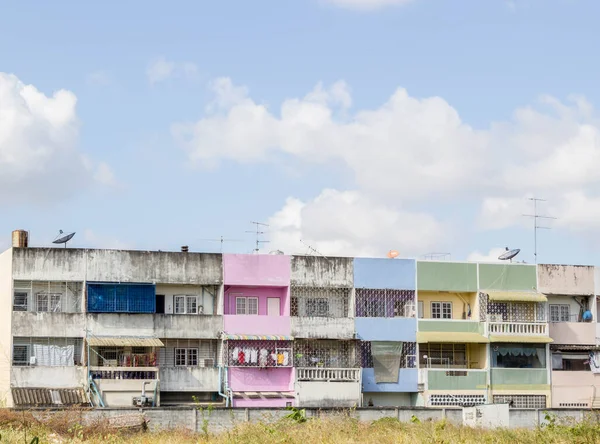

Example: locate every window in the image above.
[235,297,258,315]
[306,298,329,317]
[13,345,29,365]
[491,344,546,368]
[36,293,62,312]
[175,348,198,366]
[174,295,200,314]
[431,302,452,319]
[552,352,589,371]
[550,304,570,323]
[13,292,28,311]
[419,343,466,368]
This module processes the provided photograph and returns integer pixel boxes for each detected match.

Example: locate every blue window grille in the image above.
[87,283,156,313]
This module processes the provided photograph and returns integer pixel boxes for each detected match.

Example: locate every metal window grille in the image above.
[486,302,546,322]
[419,343,467,368]
[12,337,83,366]
[430,394,486,407]
[224,340,292,367]
[294,340,360,368]
[361,341,416,368]
[549,304,570,322]
[159,339,217,367]
[355,289,415,318]
[13,281,83,313]
[493,395,546,409]
[291,287,350,318]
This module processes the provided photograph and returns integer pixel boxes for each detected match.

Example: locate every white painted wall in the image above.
[159,367,219,392]
[0,248,13,406]
[95,379,159,407]
[157,285,216,315]
[11,366,86,388]
[296,381,360,407]
[546,295,589,321]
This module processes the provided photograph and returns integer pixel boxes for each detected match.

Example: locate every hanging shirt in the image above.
[238,349,245,364]
[283,351,289,366]
[259,349,268,367]
[250,349,258,364]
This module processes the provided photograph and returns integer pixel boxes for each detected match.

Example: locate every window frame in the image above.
[12,344,30,366]
[13,291,29,312]
[174,295,200,314]
[431,301,452,319]
[549,304,570,323]
[235,296,259,315]
[306,297,329,317]
[36,293,62,313]
[175,347,199,366]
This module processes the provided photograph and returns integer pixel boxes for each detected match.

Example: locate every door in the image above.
[156,295,165,314]
[267,297,281,316]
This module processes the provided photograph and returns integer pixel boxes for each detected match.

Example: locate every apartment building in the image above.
[2,230,600,410]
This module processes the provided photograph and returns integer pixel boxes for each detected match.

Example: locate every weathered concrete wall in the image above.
[154,315,223,339]
[12,248,223,285]
[538,264,595,295]
[296,381,360,407]
[291,317,355,339]
[0,248,13,407]
[11,366,86,388]
[291,256,353,288]
[44,407,593,432]
[159,367,219,392]
[12,312,86,337]
[87,313,156,337]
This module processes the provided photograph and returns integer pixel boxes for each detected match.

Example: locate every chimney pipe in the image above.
[181,246,189,253]
[12,230,28,248]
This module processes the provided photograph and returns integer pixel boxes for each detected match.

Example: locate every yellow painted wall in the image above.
[467,344,487,369]
[418,291,478,320]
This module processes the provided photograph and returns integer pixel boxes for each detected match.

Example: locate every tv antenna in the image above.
[498,247,520,263]
[199,236,244,253]
[246,222,269,253]
[522,197,557,264]
[52,230,76,248]
[300,239,329,260]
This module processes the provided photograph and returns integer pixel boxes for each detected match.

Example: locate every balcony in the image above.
[11,312,85,337]
[296,368,360,382]
[355,317,416,342]
[549,322,596,345]
[361,368,418,393]
[223,315,291,336]
[154,315,222,339]
[89,366,158,380]
[488,322,549,339]
[425,369,487,391]
[11,366,86,389]
[490,368,548,388]
[291,317,355,339]
[159,367,219,392]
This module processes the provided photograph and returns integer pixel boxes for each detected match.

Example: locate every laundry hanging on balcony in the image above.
[589,352,600,374]
[371,341,403,384]
[221,334,294,341]
[33,344,74,366]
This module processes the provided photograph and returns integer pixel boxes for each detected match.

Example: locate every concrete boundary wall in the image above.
[24,407,600,433]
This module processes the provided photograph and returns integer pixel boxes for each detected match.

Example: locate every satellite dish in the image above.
[387,250,399,259]
[52,230,76,248]
[269,250,284,255]
[498,247,520,262]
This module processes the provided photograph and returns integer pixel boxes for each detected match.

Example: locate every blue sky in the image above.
[2,0,600,265]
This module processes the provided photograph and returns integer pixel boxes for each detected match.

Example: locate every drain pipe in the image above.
[218,366,230,407]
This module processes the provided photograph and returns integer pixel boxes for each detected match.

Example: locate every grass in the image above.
[0,410,599,443]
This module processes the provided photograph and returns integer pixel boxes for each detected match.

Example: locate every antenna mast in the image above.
[246,222,269,253]
[300,239,329,260]
[199,236,243,253]
[522,197,556,264]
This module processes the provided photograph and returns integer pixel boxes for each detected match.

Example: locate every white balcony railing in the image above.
[296,367,360,382]
[488,322,548,336]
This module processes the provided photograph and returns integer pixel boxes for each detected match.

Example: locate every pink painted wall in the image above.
[228,367,294,392]
[549,322,596,345]
[224,286,289,316]
[551,371,600,408]
[223,315,291,336]
[232,398,295,408]
[223,254,291,287]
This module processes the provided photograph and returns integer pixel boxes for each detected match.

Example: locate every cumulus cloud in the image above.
[323,0,415,11]
[267,189,446,257]
[173,77,600,258]
[0,73,113,204]
[147,57,199,84]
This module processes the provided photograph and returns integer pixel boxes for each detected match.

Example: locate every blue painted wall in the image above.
[355,318,417,342]
[353,258,416,290]
[362,368,418,393]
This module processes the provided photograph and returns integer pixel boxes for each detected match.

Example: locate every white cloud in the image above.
[147,57,199,84]
[174,77,600,258]
[93,162,118,187]
[0,73,113,203]
[324,0,414,11]
[267,189,446,257]
[467,248,506,263]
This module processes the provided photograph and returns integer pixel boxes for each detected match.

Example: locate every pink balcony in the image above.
[549,322,596,346]
[223,315,291,336]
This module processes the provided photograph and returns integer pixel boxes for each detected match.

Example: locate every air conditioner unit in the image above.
[29,357,37,366]
[488,314,503,322]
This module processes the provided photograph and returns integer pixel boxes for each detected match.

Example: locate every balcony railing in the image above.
[90,366,158,380]
[296,367,360,382]
[488,322,548,336]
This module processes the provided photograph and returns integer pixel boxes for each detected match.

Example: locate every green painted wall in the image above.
[490,368,548,388]
[478,264,537,291]
[418,320,484,334]
[427,370,487,390]
[417,262,478,292]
